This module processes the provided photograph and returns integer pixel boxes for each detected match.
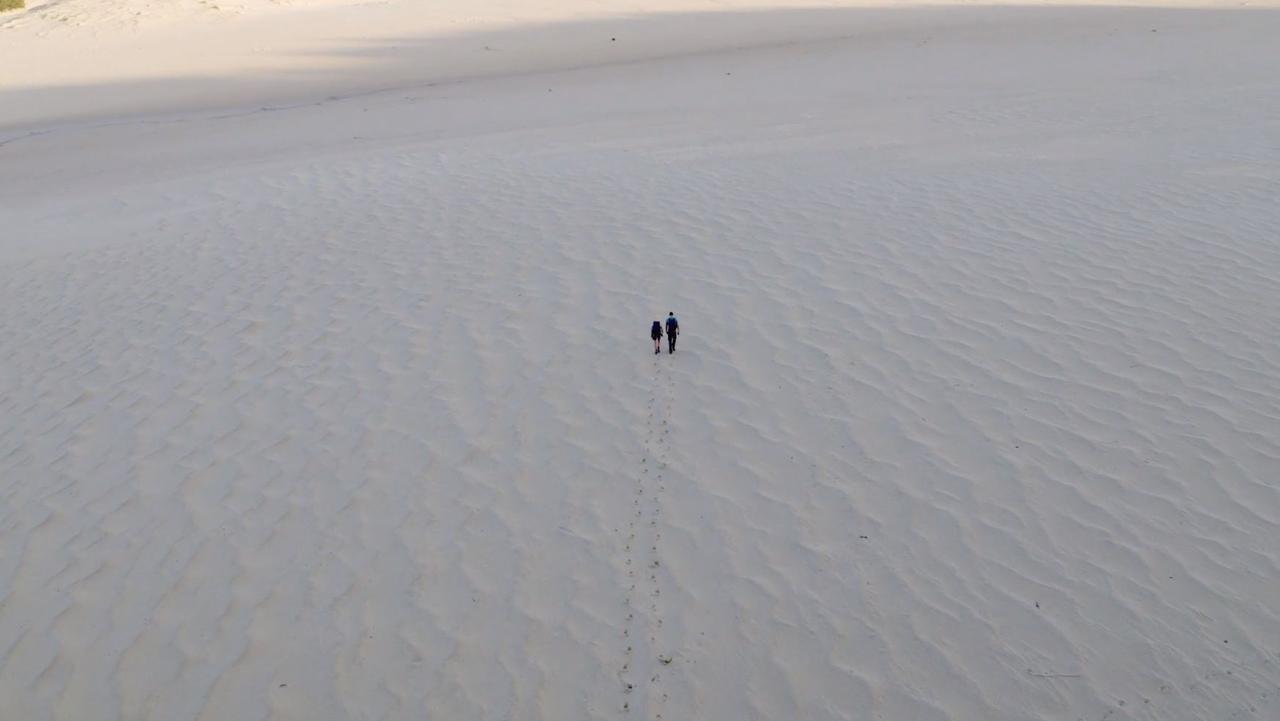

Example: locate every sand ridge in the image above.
[5,0,1280,131]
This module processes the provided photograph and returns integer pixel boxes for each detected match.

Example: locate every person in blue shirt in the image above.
[651,320,663,355]
[665,313,679,354]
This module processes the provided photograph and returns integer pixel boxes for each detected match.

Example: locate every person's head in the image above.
[668,312,674,317]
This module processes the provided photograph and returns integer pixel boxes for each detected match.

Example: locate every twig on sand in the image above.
[1027,669,1082,679]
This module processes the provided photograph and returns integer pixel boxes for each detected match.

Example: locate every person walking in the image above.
[651,320,663,355]
[665,312,679,354]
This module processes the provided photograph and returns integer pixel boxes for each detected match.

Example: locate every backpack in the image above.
[651,321,663,338]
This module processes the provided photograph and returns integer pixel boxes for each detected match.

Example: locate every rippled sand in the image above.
[2,4,1278,721]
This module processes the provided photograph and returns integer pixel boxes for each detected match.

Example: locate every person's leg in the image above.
[654,337,660,354]
[669,332,676,353]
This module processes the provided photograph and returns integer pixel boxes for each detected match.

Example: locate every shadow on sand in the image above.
[0,4,1277,143]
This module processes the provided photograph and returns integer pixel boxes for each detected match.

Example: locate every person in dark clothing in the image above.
[651,320,663,355]
[665,313,679,354]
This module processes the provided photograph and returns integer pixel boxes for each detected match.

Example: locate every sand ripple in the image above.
[3,7,1280,720]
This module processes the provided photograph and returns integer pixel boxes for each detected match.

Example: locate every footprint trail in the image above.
[619,353,675,719]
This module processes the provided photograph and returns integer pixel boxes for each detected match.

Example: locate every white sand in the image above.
[2,2,1280,720]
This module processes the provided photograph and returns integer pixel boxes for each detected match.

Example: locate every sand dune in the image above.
[2,0,1271,130]
[2,2,1279,721]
